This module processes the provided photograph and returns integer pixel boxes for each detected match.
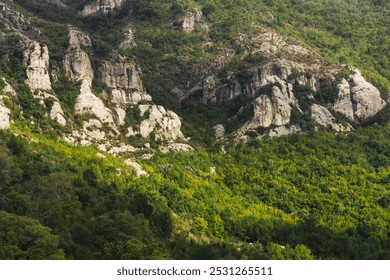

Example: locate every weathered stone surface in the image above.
[127,105,184,141]
[24,41,52,91]
[80,0,125,16]
[238,86,292,135]
[333,69,386,120]
[350,69,386,119]
[268,125,301,137]
[101,53,144,91]
[49,100,67,126]
[0,2,29,31]
[0,100,10,130]
[21,42,67,126]
[213,124,225,139]
[101,53,152,125]
[1,78,16,96]
[159,142,194,153]
[333,78,355,120]
[63,28,94,85]
[118,25,136,50]
[180,8,210,33]
[124,159,149,177]
[310,104,351,132]
[101,53,152,108]
[75,80,115,125]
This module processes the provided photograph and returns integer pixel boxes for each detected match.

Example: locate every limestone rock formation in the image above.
[350,69,386,119]
[24,41,52,91]
[118,25,136,50]
[75,80,115,125]
[101,53,152,125]
[334,78,355,120]
[310,104,351,132]
[124,159,149,177]
[237,85,293,136]
[159,142,195,153]
[127,105,184,141]
[63,28,94,85]
[0,2,30,32]
[180,9,210,33]
[0,100,10,130]
[213,124,225,140]
[64,28,116,130]
[2,79,16,96]
[23,41,67,126]
[333,69,386,120]
[268,125,301,137]
[80,0,125,16]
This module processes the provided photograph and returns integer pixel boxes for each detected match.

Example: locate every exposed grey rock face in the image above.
[24,41,52,91]
[2,79,16,96]
[23,41,67,126]
[63,28,94,85]
[101,53,152,125]
[80,0,125,16]
[75,79,116,125]
[0,100,10,130]
[310,104,351,132]
[334,78,355,120]
[118,25,136,50]
[334,69,386,120]
[63,28,117,131]
[0,2,29,31]
[127,105,184,141]
[213,124,225,139]
[159,142,195,153]
[237,86,293,136]
[350,69,386,119]
[124,159,149,177]
[180,8,210,33]
[33,90,67,126]
[268,125,301,137]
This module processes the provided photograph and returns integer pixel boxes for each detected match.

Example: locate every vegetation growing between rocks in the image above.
[0,0,389,261]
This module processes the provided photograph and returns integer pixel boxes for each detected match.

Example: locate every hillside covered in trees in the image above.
[0,0,389,259]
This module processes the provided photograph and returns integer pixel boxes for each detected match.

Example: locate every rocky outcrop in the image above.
[333,69,386,120]
[0,2,30,32]
[101,53,152,125]
[1,79,16,96]
[124,159,149,177]
[24,41,52,91]
[180,9,210,33]
[80,0,125,16]
[118,25,136,50]
[75,80,115,125]
[23,41,67,126]
[237,86,294,136]
[64,28,116,130]
[334,78,355,120]
[159,142,195,153]
[0,100,10,130]
[310,104,351,132]
[213,124,225,139]
[63,28,94,85]
[268,125,301,137]
[127,105,184,141]
[351,69,386,119]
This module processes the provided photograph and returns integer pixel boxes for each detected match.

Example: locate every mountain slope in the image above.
[0,0,389,260]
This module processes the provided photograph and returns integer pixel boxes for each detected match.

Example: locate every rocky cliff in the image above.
[0,1,388,147]
[0,1,190,155]
[178,27,387,139]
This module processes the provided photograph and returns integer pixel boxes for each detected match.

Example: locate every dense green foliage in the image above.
[1,0,389,260]
[0,124,389,259]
